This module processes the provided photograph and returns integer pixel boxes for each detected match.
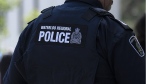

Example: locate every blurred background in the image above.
[0,0,146,83]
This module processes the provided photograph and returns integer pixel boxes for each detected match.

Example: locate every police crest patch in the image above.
[129,36,145,57]
[70,28,82,44]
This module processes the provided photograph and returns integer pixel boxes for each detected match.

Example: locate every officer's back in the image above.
[3,0,145,84]
[21,1,105,84]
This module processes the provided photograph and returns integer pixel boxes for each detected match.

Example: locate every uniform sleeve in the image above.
[111,31,145,84]
[3,22,34,84]
[97,16,145,83]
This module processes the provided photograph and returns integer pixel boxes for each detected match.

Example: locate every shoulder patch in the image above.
[129,36,145,57]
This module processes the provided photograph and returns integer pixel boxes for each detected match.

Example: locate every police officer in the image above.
[3,0,145,84]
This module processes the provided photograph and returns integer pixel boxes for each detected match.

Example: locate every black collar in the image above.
[65,0,103,8]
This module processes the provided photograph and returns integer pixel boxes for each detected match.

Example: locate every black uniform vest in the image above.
[20,4,115,84]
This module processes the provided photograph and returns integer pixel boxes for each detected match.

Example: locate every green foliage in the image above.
[121,0,146,29]
[0,17,7,36]
[0,0,19,36]
[23,9,40,29]
[0,0,10,12]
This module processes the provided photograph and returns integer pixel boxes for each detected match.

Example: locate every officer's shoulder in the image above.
[111,19,133,31]
[27,7,55,24]
[40,6,55,19]
[90,7,132,31]
[41,6,55,13]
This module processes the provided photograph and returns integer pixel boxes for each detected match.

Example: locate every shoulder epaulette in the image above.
[41,6,55,19]
[88,7,132,30]
[82,7,114,21]
[90,7,115,18]
[41,6,55,13]
[113,19,133,30]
